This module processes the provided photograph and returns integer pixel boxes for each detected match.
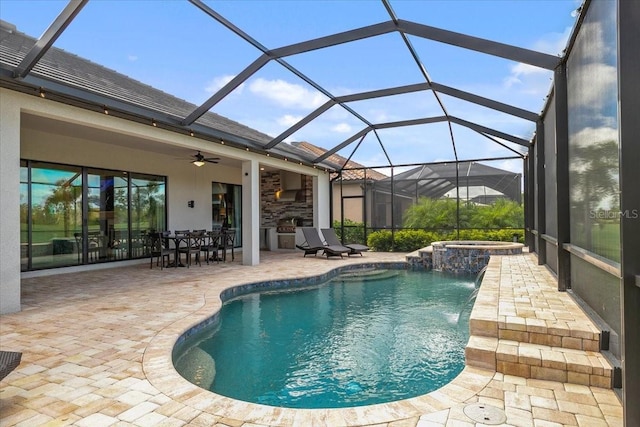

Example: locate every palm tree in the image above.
[44,178,81,236]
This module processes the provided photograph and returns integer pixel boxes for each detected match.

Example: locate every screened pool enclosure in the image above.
[0,1,638,425]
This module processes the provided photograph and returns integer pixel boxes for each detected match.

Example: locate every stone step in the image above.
[468,260,603,353]
[469,313,601,352]
[465,336,613,389]
[406,246,433,268]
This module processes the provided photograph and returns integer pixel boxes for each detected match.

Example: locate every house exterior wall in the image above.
[332,183,364,223]
[0,90,21,314]
[21,126,243,233]
[0,88,330,314]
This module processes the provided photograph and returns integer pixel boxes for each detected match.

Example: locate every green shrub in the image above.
[365,228,524,252]
[332,219,366,245]
[367,230,393,251]
[471,199,524,228]
[403,197,476,229]
[393,229,434,252]
[457,229,523,243]
[402,197,524,230]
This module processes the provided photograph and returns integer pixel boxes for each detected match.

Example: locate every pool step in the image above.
[406,246,433,268]
[465,255,615,389]
[338,269,399,282]
[465,336,613,388]
[469,314,601,352]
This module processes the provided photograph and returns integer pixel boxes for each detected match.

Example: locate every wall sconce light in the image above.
[39,88,45,98]
[103,106,109,115]
[152,119,157,127]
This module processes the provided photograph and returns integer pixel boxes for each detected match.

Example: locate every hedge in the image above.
[366,228,524,252]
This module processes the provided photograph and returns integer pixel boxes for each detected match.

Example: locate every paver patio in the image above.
[0,251,622,426]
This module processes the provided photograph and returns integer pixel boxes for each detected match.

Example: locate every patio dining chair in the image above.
[176,230,202,267]
[148,232,172,269]
[221,229,236,262]
[201,230,222,264]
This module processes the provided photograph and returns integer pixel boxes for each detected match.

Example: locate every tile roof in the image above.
[0,21,325,166]
[292,141,388,181]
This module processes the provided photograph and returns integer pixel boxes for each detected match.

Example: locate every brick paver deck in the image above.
[0,252,622,426]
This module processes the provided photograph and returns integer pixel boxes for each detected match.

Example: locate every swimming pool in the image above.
[173,268,476,409]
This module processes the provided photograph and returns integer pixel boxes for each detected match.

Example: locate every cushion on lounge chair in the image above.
[0,351,22,381]
[321,228,369,256]
[298,227,350,258]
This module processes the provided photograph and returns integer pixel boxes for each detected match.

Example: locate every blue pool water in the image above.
[173,269,476,408]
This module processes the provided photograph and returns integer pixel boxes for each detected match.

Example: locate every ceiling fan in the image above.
[189,151,220,167]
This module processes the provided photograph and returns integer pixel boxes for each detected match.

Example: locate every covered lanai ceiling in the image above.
[0,0,580,172]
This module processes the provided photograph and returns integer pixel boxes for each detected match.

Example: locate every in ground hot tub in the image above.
[431,240,523,275]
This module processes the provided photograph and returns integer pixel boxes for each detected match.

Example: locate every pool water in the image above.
[174,269,476,408]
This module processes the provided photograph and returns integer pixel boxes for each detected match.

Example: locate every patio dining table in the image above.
[164,234,190,267]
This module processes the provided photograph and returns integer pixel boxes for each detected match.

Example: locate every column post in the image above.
[0,90,22,314]
[241,159,260,266]
[618,0,640,424]
[554,64,571,291]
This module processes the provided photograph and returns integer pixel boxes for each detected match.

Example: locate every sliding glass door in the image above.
[20,161,167,271]
[212,181,242,247]
[87,168,129,262]
[27,162,83,269]
[131,173,167,257]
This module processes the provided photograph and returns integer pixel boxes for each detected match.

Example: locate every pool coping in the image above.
[142,261,496,426]
[431,240,525,251]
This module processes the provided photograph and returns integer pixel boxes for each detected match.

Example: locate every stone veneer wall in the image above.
[260,171,313,227]
[432,242,523,275]
[406,247,433,270]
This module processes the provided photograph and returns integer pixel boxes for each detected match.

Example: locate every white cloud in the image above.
[331,123,352,133]
[127,54,138,62]
[532,26,573,55]
[578,20,615,63]
[571,126,618,147]
[205,75,245,94]
[494,159,523,174]
[567,62,617,110]
[248,78,328,109]
[505,63,548,87]
[503,63,554,99]
[502,27,571,94]
[277,114,303,127]
[371,110,391,123]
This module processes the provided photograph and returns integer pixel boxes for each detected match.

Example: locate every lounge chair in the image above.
[296,227,351,258]
[321,228,370,256]
[0,351,22,381]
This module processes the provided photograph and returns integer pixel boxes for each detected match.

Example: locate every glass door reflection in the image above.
[87,169,129,262]
[29,162,83,269]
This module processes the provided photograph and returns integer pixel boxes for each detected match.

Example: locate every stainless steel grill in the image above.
[276,217,302,249]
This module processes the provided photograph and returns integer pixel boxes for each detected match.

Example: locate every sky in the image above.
[1,0,581,174]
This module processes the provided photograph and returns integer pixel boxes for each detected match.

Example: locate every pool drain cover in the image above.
[463,403,507,425]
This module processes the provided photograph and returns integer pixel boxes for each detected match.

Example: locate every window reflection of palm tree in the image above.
[44,173,81,236]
